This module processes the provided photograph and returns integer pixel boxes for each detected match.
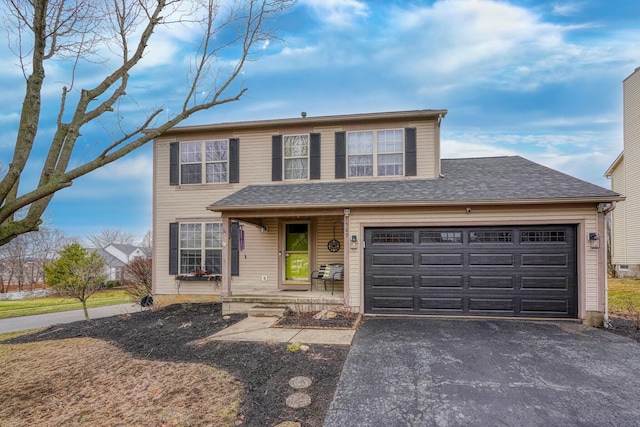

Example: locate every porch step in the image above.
[248,305,288,318]
[221,294,344,315]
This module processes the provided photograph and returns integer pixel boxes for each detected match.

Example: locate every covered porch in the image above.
[214,205,353,314]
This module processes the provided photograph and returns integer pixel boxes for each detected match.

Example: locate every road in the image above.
[0,303,141,334]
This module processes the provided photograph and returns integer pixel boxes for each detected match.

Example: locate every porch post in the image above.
[343,209,350,307]
[221,216,232,297]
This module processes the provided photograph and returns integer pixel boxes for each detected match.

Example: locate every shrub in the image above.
[121,258,152,304]
[105,280,121,289]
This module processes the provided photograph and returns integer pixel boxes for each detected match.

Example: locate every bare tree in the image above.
[139,229,152,250]
[0,223,70,291]
[87,228,136,248]
[0,0,295,246]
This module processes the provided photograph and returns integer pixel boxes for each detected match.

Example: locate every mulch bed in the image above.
[5,303,350,427]
[606,315,640,343]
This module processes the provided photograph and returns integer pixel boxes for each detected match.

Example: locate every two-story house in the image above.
[153,109,621,326]
[606,67,640,278]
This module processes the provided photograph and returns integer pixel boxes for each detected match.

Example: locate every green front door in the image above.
[285,223,309,281]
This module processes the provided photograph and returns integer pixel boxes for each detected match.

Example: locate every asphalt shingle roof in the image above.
[210,156,620,209]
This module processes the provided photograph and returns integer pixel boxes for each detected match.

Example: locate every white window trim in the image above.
[178,222,223,274]
[283,134,310,181]
[179,140,230,185]
[346,129,404,178]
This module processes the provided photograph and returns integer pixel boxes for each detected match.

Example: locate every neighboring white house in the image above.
[89,244,152,282]
[606,68,640,278]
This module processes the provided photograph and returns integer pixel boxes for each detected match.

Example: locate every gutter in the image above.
[599,202,617,328]
[208,196,625,212]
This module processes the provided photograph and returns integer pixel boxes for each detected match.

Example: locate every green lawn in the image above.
[608,277,640,316]
[0,289,132,319]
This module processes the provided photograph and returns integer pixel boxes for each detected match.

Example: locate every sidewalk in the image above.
[192,316,356,346]
[0,303,141,334]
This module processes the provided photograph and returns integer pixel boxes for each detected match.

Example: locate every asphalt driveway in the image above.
[324,317,640,427]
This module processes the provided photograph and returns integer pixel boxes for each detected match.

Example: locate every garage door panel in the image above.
[365,225,577,318]
[469,298,515,312]
[469,276,514,289]
[370,275,414,288]
[419,297,464,312]
[420,253,463,266]
[521,253,568,267]
[520,299,569,315]
[370,296,414,311]
[420,275,464,288]
[521,276,568,290]
[371,253,414,266]
[469,253,514,266]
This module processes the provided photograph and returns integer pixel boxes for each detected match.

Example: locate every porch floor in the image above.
[230,284,343,299]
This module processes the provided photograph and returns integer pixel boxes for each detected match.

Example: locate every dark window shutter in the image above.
[310,133,321,180]
[169,142,180,185]
[272,135,282,181]
[230,222,239,276]
[405,127,417,176]
[335,131,346,179]
[229,138,239,183]
[169,222,179,275]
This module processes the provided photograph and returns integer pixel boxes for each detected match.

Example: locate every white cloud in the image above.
[552,1,584,16]
[93,154,153,181]
[302,0,369,27]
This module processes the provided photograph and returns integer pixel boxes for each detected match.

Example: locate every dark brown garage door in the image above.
[364,225,577,318]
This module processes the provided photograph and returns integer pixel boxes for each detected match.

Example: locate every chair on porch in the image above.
[311,263,344,295]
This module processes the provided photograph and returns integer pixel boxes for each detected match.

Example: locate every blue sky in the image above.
[0,0,639,242]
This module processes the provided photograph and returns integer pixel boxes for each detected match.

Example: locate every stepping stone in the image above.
[274,422,301,427]
[289,376,312,389]
[285,392,311,408]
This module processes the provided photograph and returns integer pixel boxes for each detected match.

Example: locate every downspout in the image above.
[599,202,617,327]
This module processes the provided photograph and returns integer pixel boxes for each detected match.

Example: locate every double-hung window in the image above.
[283,135,309,180]
[180,140,229,184]
[179,223,222,274]
[347,129,404,177]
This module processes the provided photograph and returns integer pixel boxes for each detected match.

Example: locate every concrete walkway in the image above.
[193,316,356,346]
[0,303,141,334]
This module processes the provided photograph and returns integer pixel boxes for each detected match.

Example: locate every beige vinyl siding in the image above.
[314,217,346,291]
[346,204,600,317]
[610,160,627,264]
[233,219,279,290]
[623,70,640,263]
[153,116,440,296]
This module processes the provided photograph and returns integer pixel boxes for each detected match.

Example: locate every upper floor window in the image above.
[283,135,309,180]
[347,129,404,177]
[180,140,229,185]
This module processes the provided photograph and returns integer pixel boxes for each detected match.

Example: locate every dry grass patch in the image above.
[0,337,243,426]
[608,277,640,316]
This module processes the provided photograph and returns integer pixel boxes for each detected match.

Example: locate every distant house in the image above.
[88,244,151,282]
[606,68,639,278]
[152,109,621,326]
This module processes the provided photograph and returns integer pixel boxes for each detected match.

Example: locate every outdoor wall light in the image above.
[588,232,600,249]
